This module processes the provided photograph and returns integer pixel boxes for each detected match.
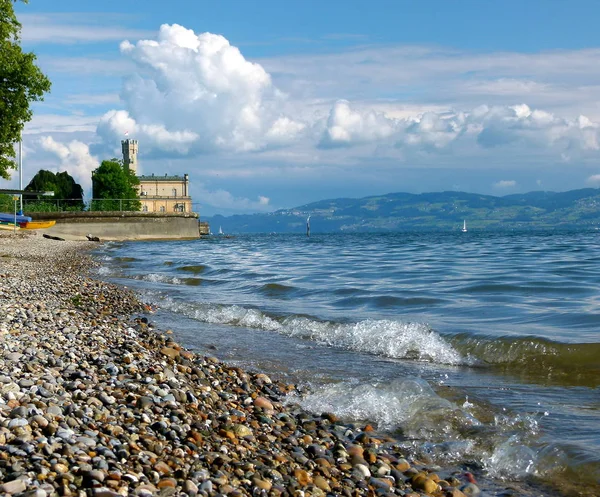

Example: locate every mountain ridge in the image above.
[203,188,600,233]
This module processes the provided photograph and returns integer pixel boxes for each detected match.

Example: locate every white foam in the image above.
[157,300,464,365]
[485,438,537,478]
[280,317,463,365]
[290,378,480,437]
[140,273,181,284]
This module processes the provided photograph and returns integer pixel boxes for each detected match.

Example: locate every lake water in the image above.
[96,231,600,496]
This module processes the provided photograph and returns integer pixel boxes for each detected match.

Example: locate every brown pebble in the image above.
[294,469,312,486]
[313,475,331,492]
[252,478,272,491]
[254,396,274,410]
[157,478,177,489]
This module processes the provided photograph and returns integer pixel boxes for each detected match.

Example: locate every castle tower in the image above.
[121,139,138,175]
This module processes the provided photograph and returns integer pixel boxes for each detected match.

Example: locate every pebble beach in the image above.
[0,233,544,497]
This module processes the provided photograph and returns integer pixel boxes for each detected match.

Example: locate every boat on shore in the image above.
[19,220,56,230]
[0,222,19,231]
[0,212,32,225]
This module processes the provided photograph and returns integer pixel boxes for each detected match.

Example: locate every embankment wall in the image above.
[24,212,200,241]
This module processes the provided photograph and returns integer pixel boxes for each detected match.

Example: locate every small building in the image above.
[122,139,193,213]
[138,173,192,213]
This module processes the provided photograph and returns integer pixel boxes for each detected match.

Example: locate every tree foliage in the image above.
[91,159,141,211]
[0,193,13,212]
[24,169,84,211]
[0,0,51,179]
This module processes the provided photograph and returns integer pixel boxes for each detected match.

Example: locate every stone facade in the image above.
[121,139,139,175]
[121,139,193,214]
[138,174,192,213]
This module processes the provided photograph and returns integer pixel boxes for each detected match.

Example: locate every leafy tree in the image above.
[91,158,141,211]
[0,0,51,179]
[24,169,84,211]
[0,193,13,212]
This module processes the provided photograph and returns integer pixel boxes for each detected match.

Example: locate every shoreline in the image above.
[0,232,547,497]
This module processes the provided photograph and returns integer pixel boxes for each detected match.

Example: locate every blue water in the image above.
[96,231,600,496]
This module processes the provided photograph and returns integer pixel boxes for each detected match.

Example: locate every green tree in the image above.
[91,159,141,211]
[0,0,51,179]
[0,193,13,212]
[24,169,84,211]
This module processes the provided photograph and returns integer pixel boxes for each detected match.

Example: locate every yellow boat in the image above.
[21,220,56,230]
[0,223,19,231]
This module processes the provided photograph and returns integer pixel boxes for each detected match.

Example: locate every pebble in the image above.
[0,233,502,497]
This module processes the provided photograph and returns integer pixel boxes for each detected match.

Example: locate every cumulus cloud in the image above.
[319,100,397,148]
[493,180,517,189]
[87,24,600,169]
[474,104,600,152]
[39,137,99,191]
[196,187,272,212]
[97,24,305,155]
[586,174,600,186]
[317,100,600,158]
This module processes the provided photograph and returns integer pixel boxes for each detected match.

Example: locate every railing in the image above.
[21,198,141,213]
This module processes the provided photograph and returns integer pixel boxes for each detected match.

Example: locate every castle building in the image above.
[121,139,139,174]
[121,139,193,213]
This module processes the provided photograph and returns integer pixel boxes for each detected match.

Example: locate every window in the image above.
[142,205,148,212]
[172,188,177,197]
[160,206,165,212]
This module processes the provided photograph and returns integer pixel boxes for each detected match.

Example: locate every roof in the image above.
[137,174,188,181]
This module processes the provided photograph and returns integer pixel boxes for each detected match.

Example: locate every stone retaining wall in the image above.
[24,211,201,241]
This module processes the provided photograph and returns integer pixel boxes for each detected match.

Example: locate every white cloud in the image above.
[97,110,198,154]
[315,100,600,157]
[586,174,600,186]
[64,93,121,106]
[319,100,397,148]
[19,14,152,45]
[96,24,305,155]
[42,57,134,76]
[23,25,600,206]
[39,137,99,191]
[25,114,99,135]
[493,180,517,189]
[196,186,272,212]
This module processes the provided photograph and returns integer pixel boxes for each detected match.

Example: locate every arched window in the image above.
[172,188,177,197]
[142,205,148,212]
[160,206,166,212]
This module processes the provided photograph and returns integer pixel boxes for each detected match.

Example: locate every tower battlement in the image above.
[121,139,138,174]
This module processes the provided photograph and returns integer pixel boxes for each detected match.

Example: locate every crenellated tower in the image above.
[121,139,138,174]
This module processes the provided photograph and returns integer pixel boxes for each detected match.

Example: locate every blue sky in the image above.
[7,0,600,215]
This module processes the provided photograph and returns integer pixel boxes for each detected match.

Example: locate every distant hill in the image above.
[202,188,600,233]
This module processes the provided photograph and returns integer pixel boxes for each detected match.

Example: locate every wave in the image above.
[155,299,463,365]
[128,282,600,386]
[335,295,445,308]
[135,273,182,285]
[450,334,600,387]
[114,256,138,263]
[259,283,296,298]
[291,378,479,434]
[292,379,599,491]
[177,264,208,274]
[290,379,547,480]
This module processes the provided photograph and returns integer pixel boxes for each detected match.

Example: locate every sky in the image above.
[6,0,600,215]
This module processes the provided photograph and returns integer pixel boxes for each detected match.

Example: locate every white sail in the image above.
[462,220,467,232]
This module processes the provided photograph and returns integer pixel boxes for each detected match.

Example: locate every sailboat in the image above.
[462,220,468,233]
[218,226,224,235]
